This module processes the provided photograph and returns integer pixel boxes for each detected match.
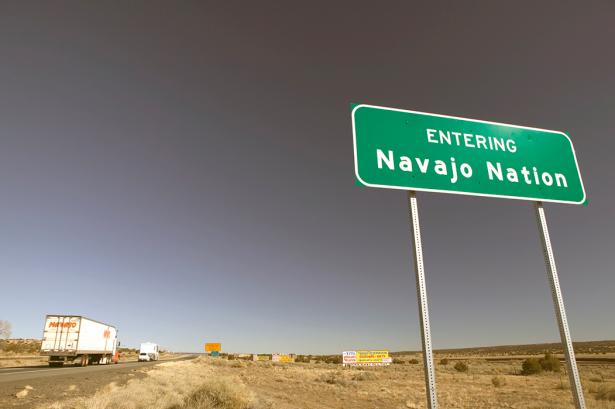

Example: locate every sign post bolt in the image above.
[408,191,438,409]
[534,202,586,409]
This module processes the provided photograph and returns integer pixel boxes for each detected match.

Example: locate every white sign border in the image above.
[352,104,587,205]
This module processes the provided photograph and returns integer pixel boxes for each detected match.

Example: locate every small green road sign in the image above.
[352,104,586,204]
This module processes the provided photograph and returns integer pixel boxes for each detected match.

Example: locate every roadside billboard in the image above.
[342,351,356,365]
[343,350,391,366]
[272,353,295,363]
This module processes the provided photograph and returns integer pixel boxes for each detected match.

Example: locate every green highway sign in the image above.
[352,104,586,204]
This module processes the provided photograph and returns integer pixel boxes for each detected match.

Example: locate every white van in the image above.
[138,342,160,362]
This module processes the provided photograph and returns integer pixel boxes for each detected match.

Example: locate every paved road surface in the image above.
[0,355,195,384]
[0,355,197,408]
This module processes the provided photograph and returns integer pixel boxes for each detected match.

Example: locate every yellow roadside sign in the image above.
[356,350,389,363]
[272,353,295,363]
[343,350,391,366]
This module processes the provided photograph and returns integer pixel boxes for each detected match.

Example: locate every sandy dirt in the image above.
[207,359,615,409]
[0,364,151,409]
[17,356,615,409]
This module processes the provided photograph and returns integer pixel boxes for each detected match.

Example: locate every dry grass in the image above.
[352,370,378,381]
[0,338,41,354]
[0,338,46,367]
[491,376,506,387]
[594,384,615,401]
[0,356,47,368]
[169,378,255,409]
[42,357,261,409]
[40,356,615,409]
[316,370,350,386]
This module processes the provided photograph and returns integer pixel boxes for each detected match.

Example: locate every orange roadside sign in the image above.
[205,343,221,352]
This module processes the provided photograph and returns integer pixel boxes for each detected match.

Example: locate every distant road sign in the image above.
[272,353,295,363]
[342,351,356,365]
[343,350,391,366]
[205,343,221,352]
[352,104,586,204]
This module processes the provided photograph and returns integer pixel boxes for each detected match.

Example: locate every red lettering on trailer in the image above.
[49,322,77,328]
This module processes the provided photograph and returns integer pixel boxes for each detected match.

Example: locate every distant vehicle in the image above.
[138,342,160,362]
[40,315,120,367]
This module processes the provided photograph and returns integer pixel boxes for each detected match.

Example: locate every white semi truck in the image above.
[40,315,120,367]
[138,342,160,362]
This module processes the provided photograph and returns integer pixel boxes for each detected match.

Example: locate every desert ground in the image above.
[7,354,612,409]
[3,340,615,408]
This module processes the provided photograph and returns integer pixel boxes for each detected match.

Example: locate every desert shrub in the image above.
[454,362,468,373]
[491,376,506,387]
[392,358,405,365]
[521,358,543,375]
[595,384,615,401]
[351,371,377,381]
[174,377,255,409]
[0,342,18,353]
[439,358,449,365]
[325,356,342,364]
[539,352,561,372]
[317,371,348,386]
[295,355,310,363]
[208,357,231,367]
[0,341,40,354]
[408,359,419,364]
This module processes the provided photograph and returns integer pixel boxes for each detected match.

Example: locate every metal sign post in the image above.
[535,202,586,409]
[408,191,438,409]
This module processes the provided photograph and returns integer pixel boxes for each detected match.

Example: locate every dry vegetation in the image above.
[0,339,46,368]
[39,355,615,409]
[392,341,615,359]
[42,357,263,409]
[0,338,41,354]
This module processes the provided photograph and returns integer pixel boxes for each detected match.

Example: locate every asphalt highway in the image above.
[0,355,196,384]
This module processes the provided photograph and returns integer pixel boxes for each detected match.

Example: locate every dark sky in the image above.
[1,2,613,354]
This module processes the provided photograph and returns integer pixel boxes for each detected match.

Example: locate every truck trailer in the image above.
[40,315,120,367]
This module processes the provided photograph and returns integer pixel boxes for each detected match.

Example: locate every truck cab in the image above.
[138,342,160,362]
